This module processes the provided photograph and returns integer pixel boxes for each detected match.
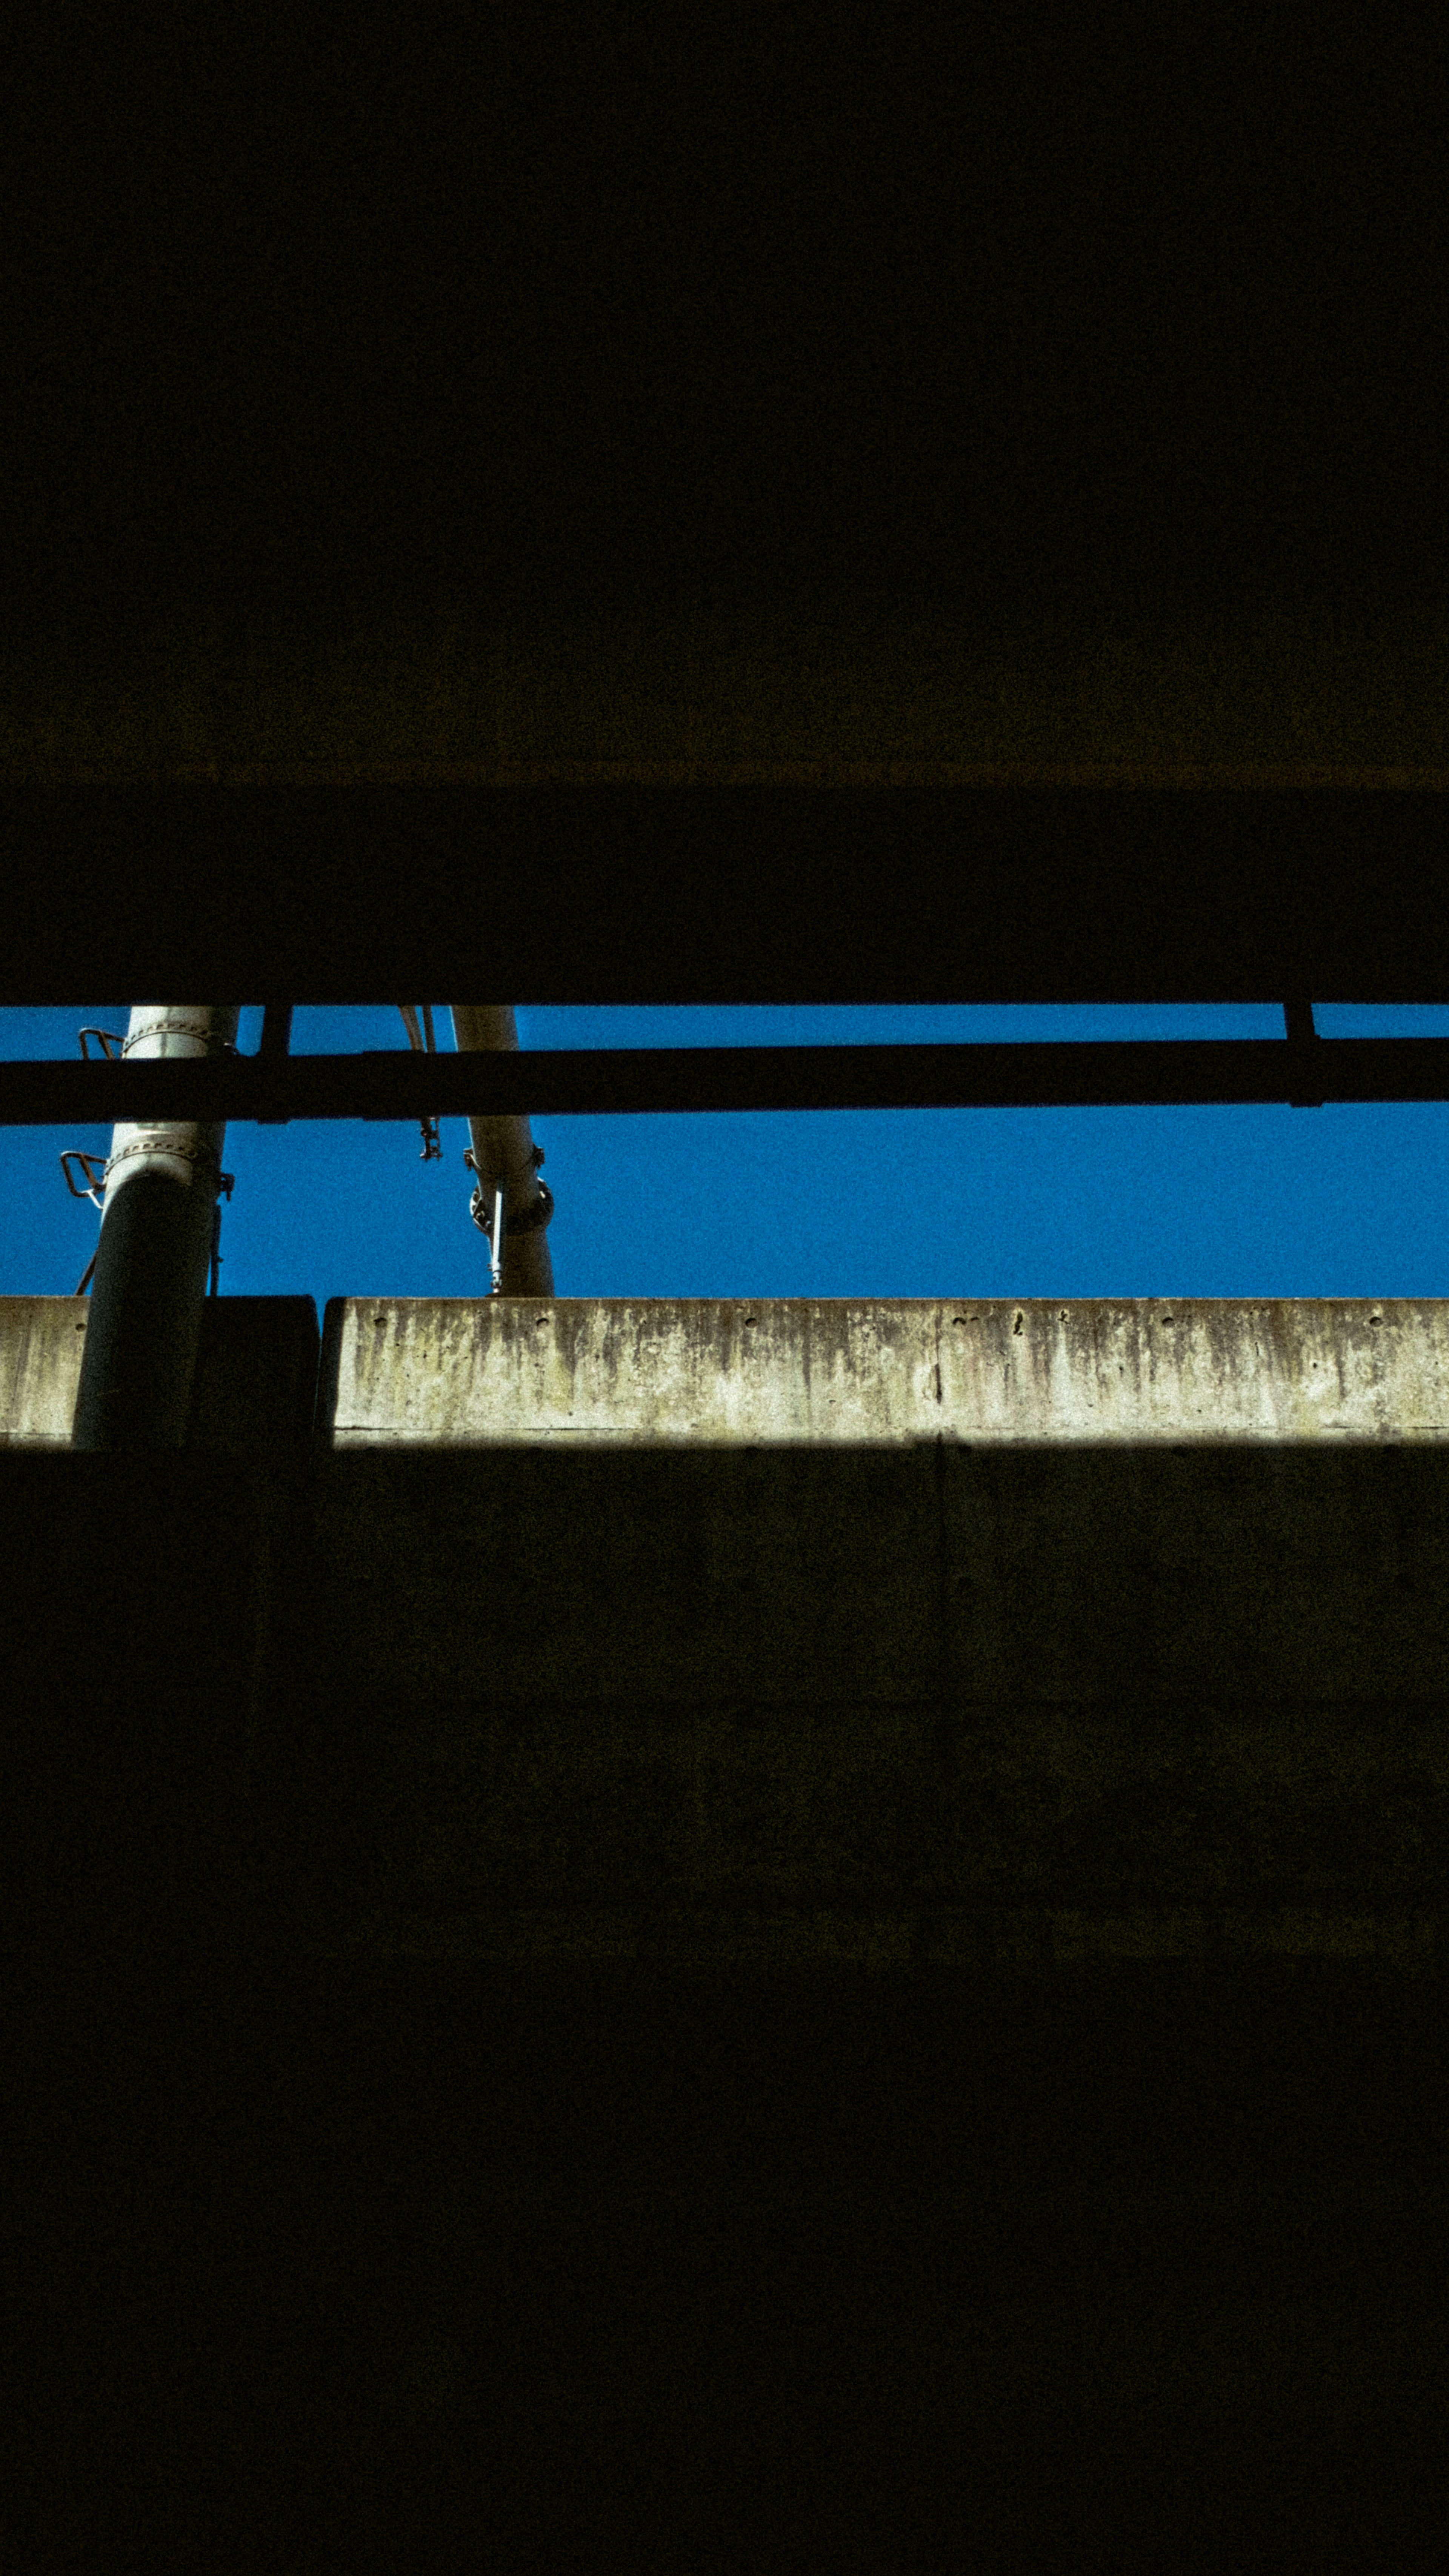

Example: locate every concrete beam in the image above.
[7,783,1449,999]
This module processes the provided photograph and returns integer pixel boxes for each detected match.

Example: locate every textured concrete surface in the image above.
[317,1296,1449,1447]
[0,1293,319,1455]
[0,1297,92,1444]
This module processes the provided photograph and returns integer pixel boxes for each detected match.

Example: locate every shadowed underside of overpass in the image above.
[11,12,1449,2543]
[6,774,1449,1001]
[6,1295,1449,2564]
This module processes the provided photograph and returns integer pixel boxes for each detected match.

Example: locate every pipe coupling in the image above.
[469,1178,555,1240]
[464,1143,554,1238]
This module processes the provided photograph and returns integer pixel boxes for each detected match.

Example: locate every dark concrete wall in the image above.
[11,1291,1447,1972]
[6,1295,1448,2565]
[264,1296,1449,1972]
[283,1436,1449,1973]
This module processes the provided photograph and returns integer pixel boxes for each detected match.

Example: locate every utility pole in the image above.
[71,1006,242,1449]
[448,1006,555,1296]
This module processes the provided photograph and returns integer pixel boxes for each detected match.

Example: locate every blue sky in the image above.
[5,1003,1449,1311]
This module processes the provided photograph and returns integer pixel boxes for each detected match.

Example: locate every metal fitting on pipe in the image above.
[448,1005,555,1297]
[71,1006,241,1449]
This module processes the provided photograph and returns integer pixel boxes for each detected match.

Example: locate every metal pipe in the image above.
[448,1006,555,1297]
[71,1006,241,1449]
[255,1004,294,1121]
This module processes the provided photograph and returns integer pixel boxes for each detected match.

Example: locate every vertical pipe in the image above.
[71,1006,241,1450]
[448,1006,555,1297]
[256,1005,294,1121]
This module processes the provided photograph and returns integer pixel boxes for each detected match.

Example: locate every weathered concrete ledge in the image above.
[0,1295,319,1453]
[0,1298,89,1444]
[15,1293,1449,1450]
[317,1297,1449,1447]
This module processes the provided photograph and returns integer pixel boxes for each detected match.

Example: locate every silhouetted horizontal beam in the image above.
[6,1038,1449,1125]
[4,785,1448,999]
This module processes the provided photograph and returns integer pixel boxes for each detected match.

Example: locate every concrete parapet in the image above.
[9,1291,1444,1452]
[0,1294,319,1455]
[317,1296,1449,1447]
[0,1298,92,1444]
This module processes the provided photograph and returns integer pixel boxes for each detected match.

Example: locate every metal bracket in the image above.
[208,1172,236,1296]
[489,1184,505,1293]
[63,1133,111,1293]
[464,1145,554,1290]
[60,1149,109,1207]
[397,1005,443,1157]
[489,1176,554,1236]
[64,1153,232,1292]
[77,1029,123,1062]
[364,1050,446,1154]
